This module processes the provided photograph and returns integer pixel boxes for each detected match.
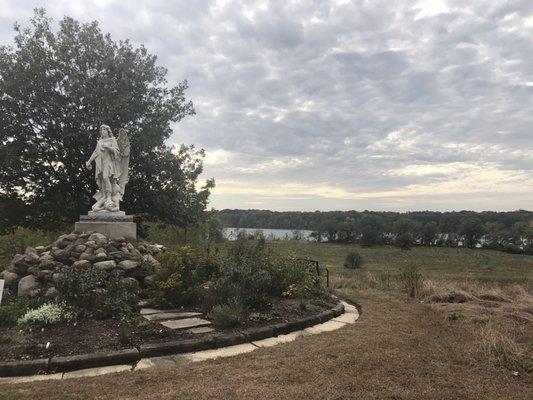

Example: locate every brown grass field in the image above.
[1,242,532,399]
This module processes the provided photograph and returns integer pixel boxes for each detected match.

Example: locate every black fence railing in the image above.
[292,258,330,287]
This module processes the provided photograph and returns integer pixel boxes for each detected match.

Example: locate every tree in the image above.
[357,214,384,246]
[483,222,507,250]
[458,218,484,249]
[0,10,213,231]
[420,221,438,246]
[392,217,419,250]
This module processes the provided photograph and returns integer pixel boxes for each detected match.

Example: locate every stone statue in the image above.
[85,124,130,213]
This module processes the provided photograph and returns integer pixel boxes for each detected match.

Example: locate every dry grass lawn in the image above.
[2,289,531,400]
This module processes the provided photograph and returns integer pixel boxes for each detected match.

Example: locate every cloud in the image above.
[1,0,533,211]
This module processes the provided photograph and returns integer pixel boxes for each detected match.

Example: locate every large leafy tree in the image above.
[0,10,213,231]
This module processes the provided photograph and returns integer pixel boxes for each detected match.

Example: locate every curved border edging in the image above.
[0,302,345,378]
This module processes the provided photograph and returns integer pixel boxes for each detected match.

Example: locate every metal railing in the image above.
[293,258,330,287]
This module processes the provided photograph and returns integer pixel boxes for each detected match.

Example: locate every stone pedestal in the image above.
[75,211,137,240]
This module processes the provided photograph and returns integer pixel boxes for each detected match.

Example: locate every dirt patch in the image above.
[0,298,335,362]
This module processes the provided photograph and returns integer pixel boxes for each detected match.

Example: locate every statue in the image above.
[86,124,130,213]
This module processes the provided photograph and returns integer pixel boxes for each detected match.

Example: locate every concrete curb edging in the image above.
[0,301,353,381]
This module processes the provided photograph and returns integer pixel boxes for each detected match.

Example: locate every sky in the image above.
[1,0,532,212]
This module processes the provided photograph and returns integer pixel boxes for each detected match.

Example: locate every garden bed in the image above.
[0,298,337,363]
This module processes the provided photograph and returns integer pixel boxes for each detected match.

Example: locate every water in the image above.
[223,227,316,241]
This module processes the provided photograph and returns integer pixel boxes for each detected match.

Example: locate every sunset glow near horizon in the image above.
[2,0,532,212]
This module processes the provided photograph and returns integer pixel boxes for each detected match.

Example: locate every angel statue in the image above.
[85,124,131,212]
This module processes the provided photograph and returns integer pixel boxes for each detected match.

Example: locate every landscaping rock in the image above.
[24,247,40,264]
[18,275,42,298]
[37,269,53,282]
[3,271,20,288]
[85,240,97,249]
[109,251,131,261]
[72,260,91,268]
[88,232,107,245]
[74,244,87,253]
[39,253,56,269]
[95,252,108,261]
[79,252,96,262]
[11,254,30,275]
[93,260,117,271]
[51,249,70,264]
[118,260,138,271]
[143,254,160,268]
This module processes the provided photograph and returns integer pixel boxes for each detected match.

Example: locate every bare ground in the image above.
[2,289,531,400]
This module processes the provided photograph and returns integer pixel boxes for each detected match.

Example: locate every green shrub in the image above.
[0,298,31,327]
[101,278,139,319]
[249,312,274,322]
[147,247,219,307]
[55,266,138,319]
[344,251,364,269]
[55,266,107,314]
[17,303,74,331]
[208,301,244,328]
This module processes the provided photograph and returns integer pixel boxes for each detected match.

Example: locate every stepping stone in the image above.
[144,312,202,321]
[140,308,165,315]
[187,326,215,334]
[160,317,212,330]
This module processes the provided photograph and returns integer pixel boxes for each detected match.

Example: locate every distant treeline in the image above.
[216,209,533,253]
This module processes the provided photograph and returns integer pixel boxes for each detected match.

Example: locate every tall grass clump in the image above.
[398,264,424,298]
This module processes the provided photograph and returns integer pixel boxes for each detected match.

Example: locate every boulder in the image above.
[85,240,97,249]
[143,254,160,268]
[95,252,108,262]
[89,232,107,245]
[118,260,138,271]
[3,271,20,288]
[27,266,40,276]
[79,252,96,262]
[39,253,56,269]
[24,247,40,264]
[74,244,87,253]
[93,260,117,271]
[109,251,132,261]
[17,275,42,298]
[51,248,70,264]
[72,260,91,268]
[35,246,45,253]
[37,269,53,282]
[11,254,30,275]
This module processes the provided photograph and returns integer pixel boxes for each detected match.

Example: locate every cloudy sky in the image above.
[1,1,532,212]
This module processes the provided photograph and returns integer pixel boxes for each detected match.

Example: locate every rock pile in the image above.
[0,232,165,299]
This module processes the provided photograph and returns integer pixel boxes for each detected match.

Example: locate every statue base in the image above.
[75,211,136,240]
